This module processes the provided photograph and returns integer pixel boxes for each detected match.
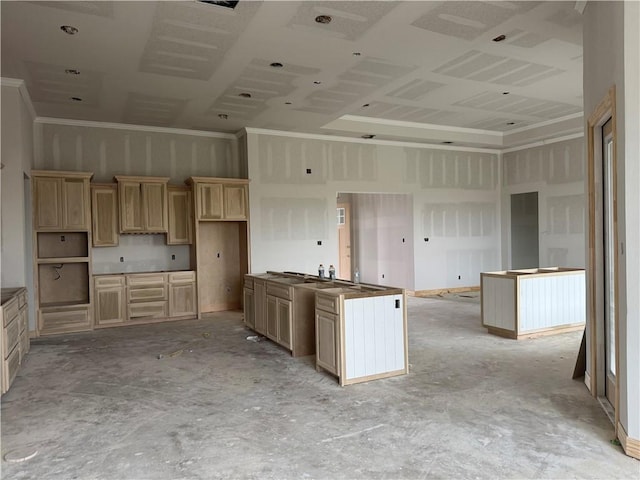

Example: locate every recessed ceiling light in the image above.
[238,92,252,98]
[492,34,506,42]
[65,69,80,75]
[362,103,370,108]
[315,15,332,24]
[353,52,361,56]
[502,91,510,95]
[506,122,516,125]
[70,97,83,102]
[270,62,283,68]
[361,134,375,139]
[441,141,453,144]
[313,81,322,85]
[218,113,228,120]
[285,102,292,105]
[60,25,78,35]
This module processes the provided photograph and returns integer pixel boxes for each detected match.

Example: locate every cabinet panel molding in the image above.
[91,184,119,247]
[168,187,192,245]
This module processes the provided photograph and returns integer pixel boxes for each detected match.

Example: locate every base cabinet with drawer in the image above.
[1,288,30,394]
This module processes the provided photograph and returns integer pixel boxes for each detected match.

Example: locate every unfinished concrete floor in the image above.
[2,296,638,479]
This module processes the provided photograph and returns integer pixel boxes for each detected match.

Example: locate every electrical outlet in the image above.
[424,237,429,242]
[60,235,65,242]
[458,275,461,280]
[306,168,312,174]
[171,254,176,260]
[382,274,385,279]
[317,240,322,245]
[120,257,124,262]
[217,252,221,258]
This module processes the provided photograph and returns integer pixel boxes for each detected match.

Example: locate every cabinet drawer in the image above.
[3,317,20,359]
[3,298,19,327]
[18,307,28,334]
[266,282,292,300]
[95,275,125,288]
[244,275,254,290]
[39,306,92,335]
[126,274,165,287]
[316,293,340,314]
[4,344,20,391]
[168,271,195,284]
[128,286,167,303]
[128,301,168,320]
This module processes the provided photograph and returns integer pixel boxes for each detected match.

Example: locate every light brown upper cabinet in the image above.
[187,177,249,221]
[114,176,169,233]
[32,171,93,231]
[167,186,192,245]
[91,184,118,247]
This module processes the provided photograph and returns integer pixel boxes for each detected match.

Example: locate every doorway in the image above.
[337,202,351,281]
[510,192,539,269]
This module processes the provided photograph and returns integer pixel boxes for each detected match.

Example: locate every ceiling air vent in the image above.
[197,1,239,9]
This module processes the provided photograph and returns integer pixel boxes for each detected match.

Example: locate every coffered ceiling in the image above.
[1,1,584,148]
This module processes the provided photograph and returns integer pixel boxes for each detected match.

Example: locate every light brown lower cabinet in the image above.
[315,311,339,375]
[243,287,255,330]
[93,271,196,328]
[39,305,92,335]
[1,288,30,394]
[265,294,292,349]
[253,278,266,335]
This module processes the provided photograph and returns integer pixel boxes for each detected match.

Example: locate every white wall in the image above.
[1,82,34,288]
[35,121,239,183]
[246,131,501,291]
[583,0,640,445]
[502,136,586,269]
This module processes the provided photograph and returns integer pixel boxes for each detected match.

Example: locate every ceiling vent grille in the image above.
[197,1,239,9]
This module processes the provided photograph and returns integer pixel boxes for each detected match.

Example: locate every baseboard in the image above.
[584,371,592,393]
[411,286,480,297]
[617,422,640,460]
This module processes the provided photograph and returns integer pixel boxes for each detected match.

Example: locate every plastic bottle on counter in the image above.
[354,268,360,284]
[318,264,325,279]
[328,264,336,280]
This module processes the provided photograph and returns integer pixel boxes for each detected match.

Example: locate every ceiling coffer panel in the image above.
[386,79,446,101]
[139,1,260,81]
[411,1,541,41]
[434,50,565,87]
[455,91,581,120]
[123,93,187,127]
[287,1,399,41]
[207,60,321,118]
[25,61,103,107]
[357,101,461,125]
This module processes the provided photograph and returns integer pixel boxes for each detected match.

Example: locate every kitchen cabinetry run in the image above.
[114,176,169,233]
[32,171,93,336]
[33,171,92,231]
[1,288,29,394]
[91,183,119,247]
[167,186,193,245]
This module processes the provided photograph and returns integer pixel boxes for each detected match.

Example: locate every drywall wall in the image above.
[91,236,189,274]
[1,81,35,329]
[246,131,501,291]
[584,0,639,446]
[35,121,240,182]
[502,136,586,268]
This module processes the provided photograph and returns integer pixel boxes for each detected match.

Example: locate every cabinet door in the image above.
[169,283,196,317]
[167,188,192,244]
[243,288,255,329]
[92,185,119,246]
[119,182,143,232]
[196,183,223,220]
[254,281,266,335]
[223,185,247,220]
[277,298,292,349]
[34,177,62,229]
[143,182,167,232]
[266,295,278,341]
[63,179,88,230]
[95,287,125,326]
[316,311,340,375]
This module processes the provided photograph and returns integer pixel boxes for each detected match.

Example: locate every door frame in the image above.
[587,85,620,433]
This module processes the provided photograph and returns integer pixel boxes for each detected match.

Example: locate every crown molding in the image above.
[1,77,36,120]
[34,116,237,139]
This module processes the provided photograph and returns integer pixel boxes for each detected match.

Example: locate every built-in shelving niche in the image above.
[37,232,89,258]
[38,262,89,307]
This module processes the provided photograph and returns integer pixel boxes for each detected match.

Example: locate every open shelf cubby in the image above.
[38,262,89,306]
[37,232,89,259]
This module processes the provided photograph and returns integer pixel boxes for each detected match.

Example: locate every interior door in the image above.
[602,117,616,407]
[337,203,351,280]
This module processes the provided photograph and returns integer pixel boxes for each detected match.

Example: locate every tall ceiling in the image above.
[1,1,584,148]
